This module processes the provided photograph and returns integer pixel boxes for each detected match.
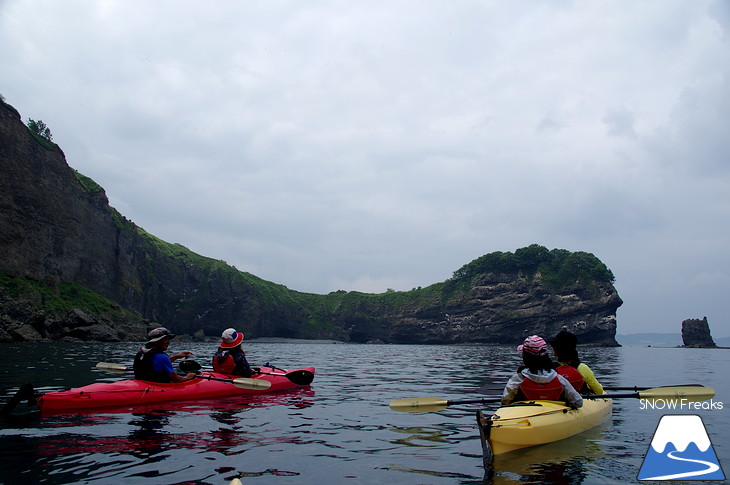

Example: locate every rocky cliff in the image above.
[0,100,622,345]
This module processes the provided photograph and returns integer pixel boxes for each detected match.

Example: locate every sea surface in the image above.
[0,342,727,484]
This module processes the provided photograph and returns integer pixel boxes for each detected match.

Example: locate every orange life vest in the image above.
[212,353,236,374]
[519,376,564,400]
[555,365,585,392]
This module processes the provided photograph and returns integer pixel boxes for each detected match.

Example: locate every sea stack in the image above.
[681,317,717,348]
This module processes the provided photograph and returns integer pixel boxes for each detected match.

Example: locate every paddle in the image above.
[254,369,314,386]
[480,383,703,393]
[389,386,715,413]
[95,362,271,390]
[178,360,314,386]
[196,374,271,390]
[583,386,715,402]
[390,397,503,413]
[600,384,702,391]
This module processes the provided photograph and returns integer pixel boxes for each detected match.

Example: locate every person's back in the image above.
[555,363,586,392]
[212,328,253,377]
[133,327,197,384]
[134,348,173,382]
[518,367,564,400]
[550,329,604,394]
[502,335,583,408]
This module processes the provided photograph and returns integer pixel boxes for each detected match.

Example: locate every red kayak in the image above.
[34,365,315,413]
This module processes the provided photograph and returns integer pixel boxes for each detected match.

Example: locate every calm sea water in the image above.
[0,342,727,484]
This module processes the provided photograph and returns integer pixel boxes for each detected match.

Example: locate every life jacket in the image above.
[555,365,585,392]
[519,376,564,400]
[213,350,236,374]
[133,349,171,383]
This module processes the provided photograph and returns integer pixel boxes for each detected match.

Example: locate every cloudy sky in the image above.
[1,1,729,337]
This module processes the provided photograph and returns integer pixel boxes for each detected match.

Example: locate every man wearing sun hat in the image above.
[133,327,198,383]
[500,335,583,408]
[212,328,253,377]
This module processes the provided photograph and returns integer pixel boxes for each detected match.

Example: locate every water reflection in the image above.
[0,342,727,484]
[487,422,610,484]
[390,426,451,447]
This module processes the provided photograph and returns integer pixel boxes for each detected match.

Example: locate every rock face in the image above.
[0,101,622,345]
[681,317,717,348]
[334,273,621,346]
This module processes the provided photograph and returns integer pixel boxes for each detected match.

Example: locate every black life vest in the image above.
[133,349,171,383]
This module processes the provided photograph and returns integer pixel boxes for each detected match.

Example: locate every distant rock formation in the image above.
[681,317,717,348]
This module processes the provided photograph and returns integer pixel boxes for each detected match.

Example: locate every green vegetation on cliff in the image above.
[26,118,57,150]
[452,243,615,290]
[0,271,134,318]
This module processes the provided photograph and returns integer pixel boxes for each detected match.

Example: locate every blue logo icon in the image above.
[638,415,725,481]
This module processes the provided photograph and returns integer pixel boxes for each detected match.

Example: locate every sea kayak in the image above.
[35,365,315,413]
[477,398,612,463]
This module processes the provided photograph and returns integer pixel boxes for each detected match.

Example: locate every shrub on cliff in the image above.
[26,118,57,150]
[451,244,615,290]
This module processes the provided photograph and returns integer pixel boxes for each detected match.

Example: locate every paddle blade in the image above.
[286,370,315,386]
[639,386,715,402]
[96,362,128,373]
[389,397,450,413]
[232,377,272,390]
[178,360,203,372]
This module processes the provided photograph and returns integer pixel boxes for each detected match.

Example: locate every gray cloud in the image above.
[1,0,728,337]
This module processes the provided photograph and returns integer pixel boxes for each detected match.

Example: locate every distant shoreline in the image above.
[246,337,348,344]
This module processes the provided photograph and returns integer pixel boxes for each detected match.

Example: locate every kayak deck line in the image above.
[490,408,570,428]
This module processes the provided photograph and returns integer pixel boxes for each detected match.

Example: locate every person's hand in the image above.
[172,351,192,361]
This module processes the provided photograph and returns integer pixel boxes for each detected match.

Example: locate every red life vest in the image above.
[555,365,585,392]
[213,353,236,374]
[519,376,564,400]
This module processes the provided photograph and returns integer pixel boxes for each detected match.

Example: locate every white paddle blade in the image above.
[232,377,272,390]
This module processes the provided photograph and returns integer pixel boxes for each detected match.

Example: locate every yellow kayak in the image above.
[477,398,612,462]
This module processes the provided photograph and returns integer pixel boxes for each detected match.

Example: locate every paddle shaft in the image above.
[481,383,703,392]
[179,361,313,386]
[195,373,271,390]
[390,386,714,412]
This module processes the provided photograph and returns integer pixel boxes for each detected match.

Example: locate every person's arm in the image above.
[233,352,253,377]
[169,371,197,383]
[153,353,196,382]
[170,351,192,362]
[558,375,583,408]
[578,363,604,394]
[501,374,523,405]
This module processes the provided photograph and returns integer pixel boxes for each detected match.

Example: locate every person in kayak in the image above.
[212,328,253,377]
[549,329,604,394]
[133,327,198,383]
[501,335,583,408]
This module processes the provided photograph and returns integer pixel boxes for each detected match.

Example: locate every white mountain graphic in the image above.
[639,414,725,481]
[650,415,711,453]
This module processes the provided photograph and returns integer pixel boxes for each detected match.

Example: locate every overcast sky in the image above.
[1,1,729,337]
